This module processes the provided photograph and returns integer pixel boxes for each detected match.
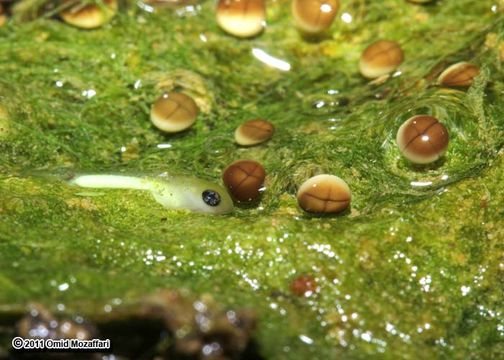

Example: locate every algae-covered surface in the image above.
[0,0,504,358]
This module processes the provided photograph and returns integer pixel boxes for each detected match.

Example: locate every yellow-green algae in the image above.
[0,0,503,358]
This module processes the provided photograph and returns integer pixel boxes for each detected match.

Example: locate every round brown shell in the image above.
[234,119,275,146]
[292,0,340,34]
[438,62,480,88]
[60,0,117,29]
[297,174,351,214]
[396,115,449,164]
[150,92,199,133]
[216,0,266,38]
[222,160,266,203]
[359,40,404,79]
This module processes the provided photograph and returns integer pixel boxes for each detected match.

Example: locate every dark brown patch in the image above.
[291,275,317,297]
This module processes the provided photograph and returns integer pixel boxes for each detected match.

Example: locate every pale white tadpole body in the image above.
[70,174,234,215]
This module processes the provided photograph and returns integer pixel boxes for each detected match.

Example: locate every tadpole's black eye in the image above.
[202,190,221,207]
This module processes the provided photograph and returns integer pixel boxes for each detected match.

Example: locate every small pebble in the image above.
[292,0,339,35]
[438,62,480,88]
[216,0,266,38]
[150,92,199,133]
[222,160,265,203]
[60,0,117,29]
[359,40,404,79]
[396,115,449,164]
[297,174,351,214]
[234,119,274,146]
[291,275,317,297]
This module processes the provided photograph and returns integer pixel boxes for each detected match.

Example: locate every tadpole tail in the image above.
[70,174,152,191]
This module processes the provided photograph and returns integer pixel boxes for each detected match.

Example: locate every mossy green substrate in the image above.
[0,0,503,358]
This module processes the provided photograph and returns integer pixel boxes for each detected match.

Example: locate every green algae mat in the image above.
[1,0,504,359]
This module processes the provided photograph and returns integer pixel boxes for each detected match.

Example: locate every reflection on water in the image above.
[252,48,291,72]
[341,12,352,23]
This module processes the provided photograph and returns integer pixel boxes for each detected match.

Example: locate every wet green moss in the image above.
[0,0,503,358]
